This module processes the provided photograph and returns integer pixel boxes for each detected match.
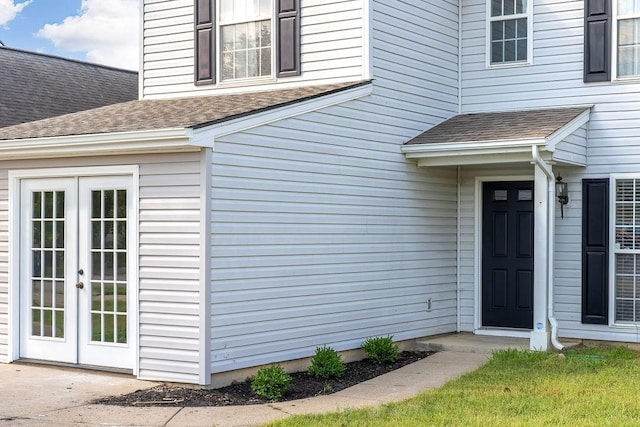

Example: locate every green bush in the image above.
[362,336,400,364]
[251,364,292,401]
[308,345,346,379]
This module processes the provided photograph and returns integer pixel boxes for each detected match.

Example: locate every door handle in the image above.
[75,282,84,289]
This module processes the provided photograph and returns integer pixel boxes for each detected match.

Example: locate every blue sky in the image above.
[0,0,140,70]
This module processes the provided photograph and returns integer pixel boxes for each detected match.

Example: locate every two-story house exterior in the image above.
[404,0,640,350]
[0,0,635,386]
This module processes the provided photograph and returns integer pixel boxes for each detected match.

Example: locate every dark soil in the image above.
[94,351,434,407]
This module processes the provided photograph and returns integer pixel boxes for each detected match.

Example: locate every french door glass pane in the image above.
[90,189,127,344]
[30,191,65,338]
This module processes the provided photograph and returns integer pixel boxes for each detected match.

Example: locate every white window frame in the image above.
[485,0,534,68]
[216,0,276,84]
[609,174,640,327]
[612,0,640,80]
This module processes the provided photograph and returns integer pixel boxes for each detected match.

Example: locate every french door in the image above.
[19,176,135,370]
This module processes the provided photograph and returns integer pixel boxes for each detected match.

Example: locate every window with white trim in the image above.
[617,0,640,77]
[196,0,300,85]
[220,0,272,81]
[488,0,529,64]
[613,178,640,322]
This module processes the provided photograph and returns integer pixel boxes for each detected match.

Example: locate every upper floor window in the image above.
[195,0,301,86]
[220,0,272,81]
[584,0,640,81]
[616,0,640,77]
[488,0,530,65]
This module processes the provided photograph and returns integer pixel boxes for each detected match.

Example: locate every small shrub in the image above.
[251,364,291,401]
[362,336,400,364]
[308,345,346,379]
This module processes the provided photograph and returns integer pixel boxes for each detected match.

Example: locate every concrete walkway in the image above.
[0,350,490,427]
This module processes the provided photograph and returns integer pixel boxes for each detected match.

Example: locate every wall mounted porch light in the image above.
[556,176,569,219]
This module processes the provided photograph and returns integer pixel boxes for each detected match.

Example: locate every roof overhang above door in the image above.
[402,107,592,168]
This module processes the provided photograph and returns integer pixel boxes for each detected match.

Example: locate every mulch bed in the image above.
[94,350,434,407]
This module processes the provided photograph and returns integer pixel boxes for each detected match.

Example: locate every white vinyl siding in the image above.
[553,124,588,166]
[204,0,463,372]
[209,96,458,373]
[137,153,203,383]
[462,0,640,342]
[0,153,203,383]
[372,0,459,124]
[142,0,365,99]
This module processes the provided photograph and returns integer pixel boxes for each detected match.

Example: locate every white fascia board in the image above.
[417,152,535,167]
[190,83,374,147]
[0,128,193,159]
[545,108,591,150]
[402,138,548,158]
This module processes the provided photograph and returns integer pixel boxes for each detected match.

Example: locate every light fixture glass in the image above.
[556,176,568,218]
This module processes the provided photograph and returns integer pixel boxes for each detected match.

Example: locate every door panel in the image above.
[482,181,534,329]
[20,179,77,362]
[78,176,134,368]
[20,176,134,370]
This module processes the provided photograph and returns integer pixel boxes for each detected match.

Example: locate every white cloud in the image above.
[0,0,31,28]
[36,0,140,70]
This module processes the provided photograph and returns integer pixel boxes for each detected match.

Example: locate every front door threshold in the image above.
[417,332,530,354]
[475,328,531,338]
[16,358,133,376]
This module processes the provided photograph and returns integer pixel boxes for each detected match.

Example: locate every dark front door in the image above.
[482,181,534,329]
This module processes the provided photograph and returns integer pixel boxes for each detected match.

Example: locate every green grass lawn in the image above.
[265,345,640,427]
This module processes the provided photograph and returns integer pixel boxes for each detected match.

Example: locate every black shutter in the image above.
[582,178,609,324]
[195,0,215,85]
[584,0,611,82]
[276,0,301,77]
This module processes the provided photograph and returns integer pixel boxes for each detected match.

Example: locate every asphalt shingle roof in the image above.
[0,81,370,141]
[406,107,590,145]
[0,46,138,128]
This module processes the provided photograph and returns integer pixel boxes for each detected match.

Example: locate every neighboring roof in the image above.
[0,46,138,128]
[0,81,371,141]
[406,107,590,145]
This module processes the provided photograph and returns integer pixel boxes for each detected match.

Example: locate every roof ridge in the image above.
[0,46,137,74]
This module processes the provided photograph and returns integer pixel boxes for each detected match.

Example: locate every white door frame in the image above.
[8,166,139,375]
[473,174,534,338]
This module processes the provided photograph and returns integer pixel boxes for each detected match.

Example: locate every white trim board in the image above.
[8,165,140,376]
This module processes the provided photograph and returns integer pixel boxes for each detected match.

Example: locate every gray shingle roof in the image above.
[0,81,370,141]
[0,46,138,128]
[406,107,590,145]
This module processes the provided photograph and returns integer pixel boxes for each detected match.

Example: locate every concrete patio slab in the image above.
[0,363,159,419]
